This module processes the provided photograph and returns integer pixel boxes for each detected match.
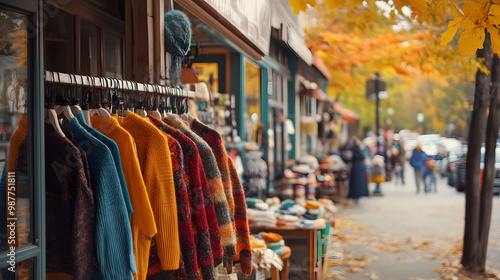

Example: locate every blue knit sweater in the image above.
[64,116,136,280]
[74,111,133,218]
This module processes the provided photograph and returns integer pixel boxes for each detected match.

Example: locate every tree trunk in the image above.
[478,54,500,271]
[461,33,492,271]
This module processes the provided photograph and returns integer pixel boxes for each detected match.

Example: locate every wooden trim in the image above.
[153,0,165,84]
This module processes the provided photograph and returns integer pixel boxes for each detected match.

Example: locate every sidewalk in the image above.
[323,165,500,280]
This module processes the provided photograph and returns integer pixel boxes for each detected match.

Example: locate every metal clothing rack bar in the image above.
[44,70,196,98]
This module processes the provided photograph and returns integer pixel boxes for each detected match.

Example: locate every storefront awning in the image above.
[333,101,359,123]
[175,0,271,61]
[312,53,332,81]
[300,88,327,100]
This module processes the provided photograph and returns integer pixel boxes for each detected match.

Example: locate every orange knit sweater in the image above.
[119,113,180,271]
[91,115,157,280]
[5,115,28,247]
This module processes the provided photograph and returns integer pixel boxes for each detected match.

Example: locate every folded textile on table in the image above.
[304,200,321,210]
[278,214,299,223]
[246,198,270,210]
[266,240,285,250]
[302,213,318,220]
[301,220,315,227]
[271,247,284,255]
[249,217,277,227]
[287,204,306,216]
[250,235,267,250]
[285,221,301,227]
[262,233,283,243]
[265,197,281,207]
[307,209,320,215]
[314,218,327,229]
[276,219,286,227]
[318,198,334,205]
[280,199,295,210]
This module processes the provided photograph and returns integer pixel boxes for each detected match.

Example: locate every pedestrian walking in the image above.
[347,137,370,203]
[410,143,428,194]
[424,158,437,193]
[391,134,406,185]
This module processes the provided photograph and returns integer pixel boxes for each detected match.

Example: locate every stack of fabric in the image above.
[262,233,286,255]
[246,198,270,211]
[247,208,277,227]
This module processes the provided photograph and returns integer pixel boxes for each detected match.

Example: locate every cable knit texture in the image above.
[164,114,235,267]
[91,115,157,280]
[119,113,180,271]
[144,117,200,280]
[148,116,216,280]
[75,112,133,219]
[63,116,135,280]
[17,124,98,280]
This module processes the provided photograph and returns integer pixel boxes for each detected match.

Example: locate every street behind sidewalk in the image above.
[329,164,500,280]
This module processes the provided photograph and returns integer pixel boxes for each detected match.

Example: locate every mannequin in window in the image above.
[7,70,26,113]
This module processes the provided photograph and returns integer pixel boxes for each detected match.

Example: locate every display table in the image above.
[250,225,325,280]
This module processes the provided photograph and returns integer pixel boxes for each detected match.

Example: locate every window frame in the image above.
[0,0,46,278]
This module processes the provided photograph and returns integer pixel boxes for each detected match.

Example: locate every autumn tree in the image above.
[291,0,500,275]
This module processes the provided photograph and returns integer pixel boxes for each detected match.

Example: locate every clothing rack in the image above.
[44,70,196,98]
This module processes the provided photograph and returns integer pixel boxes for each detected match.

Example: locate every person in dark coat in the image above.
[347,137,370,202]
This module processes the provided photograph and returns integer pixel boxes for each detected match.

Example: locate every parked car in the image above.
[453,145,500,194]
[445,145,467,186]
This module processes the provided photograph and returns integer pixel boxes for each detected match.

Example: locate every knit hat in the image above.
[164,10,192,86]
[262,233,283,243]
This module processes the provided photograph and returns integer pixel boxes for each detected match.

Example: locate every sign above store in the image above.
[200,0,272,56]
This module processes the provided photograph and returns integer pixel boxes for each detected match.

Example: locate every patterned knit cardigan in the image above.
[164,115,236,268]
[191,119,252,275]
[17,125,98,280]
[146,126,201,280]
[148,115,217,280]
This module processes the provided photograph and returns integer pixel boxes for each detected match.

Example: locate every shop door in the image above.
[0,0,46,279]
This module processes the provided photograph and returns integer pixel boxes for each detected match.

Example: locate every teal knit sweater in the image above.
[74,111,133,218]
[64,116,136,280]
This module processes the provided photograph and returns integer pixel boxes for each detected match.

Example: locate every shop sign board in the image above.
[201,0,272,56]
[366,79,388,100]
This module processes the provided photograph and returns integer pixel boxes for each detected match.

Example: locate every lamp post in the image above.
[366,73,387,196]
[373,73,382,195]
[417,113,424,133]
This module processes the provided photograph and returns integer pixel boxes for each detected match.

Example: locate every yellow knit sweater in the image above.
[118,113,180,271]
[91,115,157,280]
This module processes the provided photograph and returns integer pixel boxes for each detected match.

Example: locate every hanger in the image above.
[45,71,65,136]
[83,76,93,124]
[150,84,162,120]
[97,77,112,120]
[180,87,194,125]
[120,81,132,117]
[135,83,147,117]
[55,72,74,121]
[70,74,82,115]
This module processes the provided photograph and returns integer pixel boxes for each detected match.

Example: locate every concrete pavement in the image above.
[328,164,500,279]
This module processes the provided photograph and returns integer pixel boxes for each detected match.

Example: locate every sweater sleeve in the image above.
[167,135,200,279]
[227,156,252,275]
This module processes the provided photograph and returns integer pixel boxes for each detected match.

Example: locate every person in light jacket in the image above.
[410,143,428,194]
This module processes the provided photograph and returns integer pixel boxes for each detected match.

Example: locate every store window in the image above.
[0,7,32,253]
[0,2,44,276]
[244,58,261,144]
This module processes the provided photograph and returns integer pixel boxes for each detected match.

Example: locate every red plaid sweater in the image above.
[164,115,235,268]
[148,116,217,280]
[191,119,252,275]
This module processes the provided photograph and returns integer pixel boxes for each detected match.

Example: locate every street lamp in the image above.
[366,73,388,196]
[417,113,425,133]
